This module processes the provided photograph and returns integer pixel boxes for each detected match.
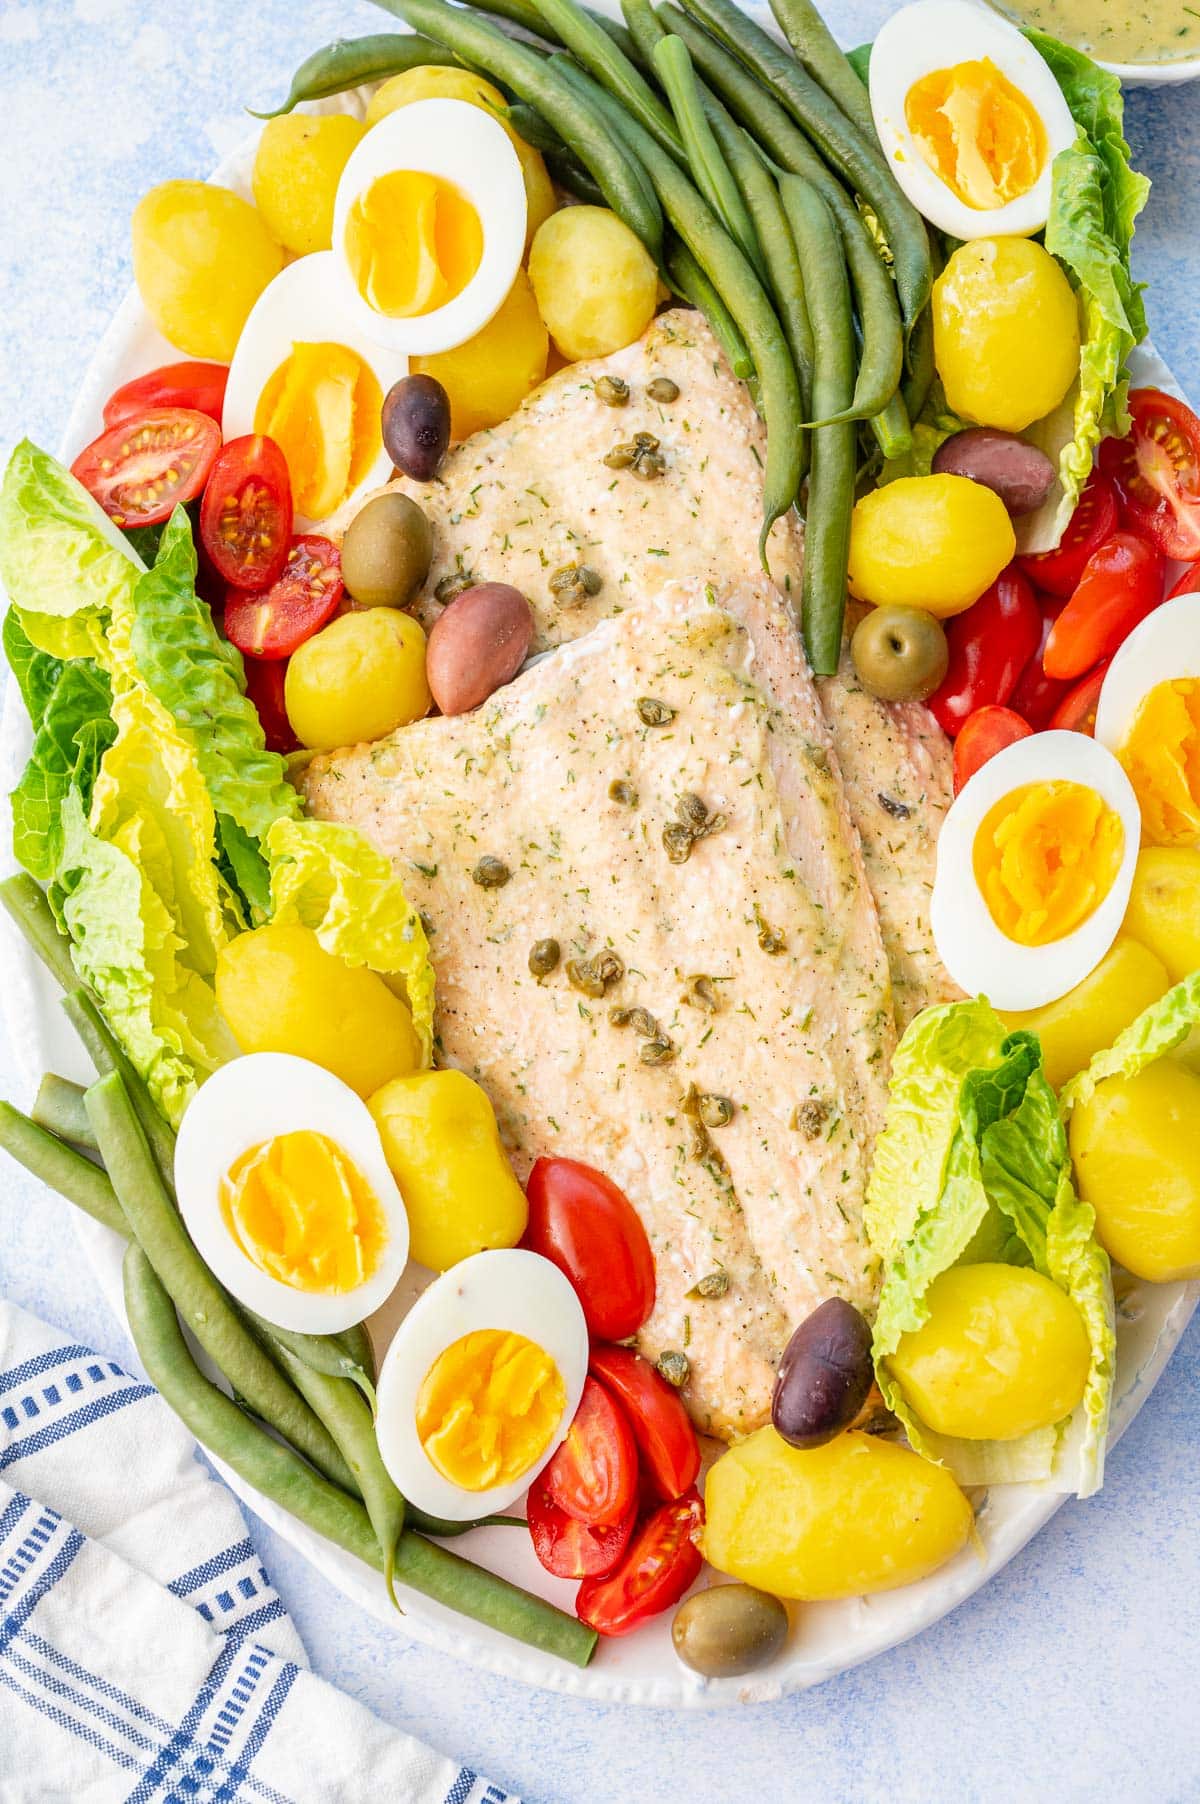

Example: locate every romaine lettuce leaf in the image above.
[0,440,142,628]
[10,660,114,881]
[867,998,1115,1495]
[127,509,302,844]
[266,816,436,1063]
[1060,971,1200,1118]
[4,607,62,729]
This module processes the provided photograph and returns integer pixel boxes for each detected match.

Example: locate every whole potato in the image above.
[285,608,431,751]
[529,206,658,362]
[1070,1058,1200,1282]
[252,114,366,256]
[703,1427,972,1601]
[1122,848,1200,983]
[426,583,534,715]
[132,181,283,361]
[412,270,548,441]
[848,475,1016,618]
[1000,934,1168,1090]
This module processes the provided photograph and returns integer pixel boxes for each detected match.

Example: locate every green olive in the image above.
[341,491,432,610]
[671,1583,789,1678]
[850,605,949,704]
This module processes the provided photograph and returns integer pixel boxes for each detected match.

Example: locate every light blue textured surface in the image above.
[1,3,1199,1800]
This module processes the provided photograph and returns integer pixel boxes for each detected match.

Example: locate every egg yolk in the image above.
[415,1329,565,1492]
[221,1129,388,1293]
[255,342,382,520]
[973,780,1125,946]
[345,171,483,319]
[905,58,1047,211]
[1119,679,1200,847]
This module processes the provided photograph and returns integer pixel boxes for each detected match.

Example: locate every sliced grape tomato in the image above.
[71,408,220,528]
[543,1376,639,1529]
[527,1484,635,1581]
[524,1157,655,1342]
[103,360,228,429]
[575,1489,704,1637]
[1099,388,1200,561]
[588,1344,700,1503]
[1016,468,1119,597]
[200,434,293,590]
[223,536,343,660]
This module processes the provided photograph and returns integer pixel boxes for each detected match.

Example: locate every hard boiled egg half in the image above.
[931,731,1140,1010]
[175,1052,409,1334]
[223,252,406,528]
[332,97,526,356]
[375,1249,588,1521]
[1096,590,1200,849]
[869,1,1076,240]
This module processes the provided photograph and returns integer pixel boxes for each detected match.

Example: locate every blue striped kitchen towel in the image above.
[0,1300,518,1803]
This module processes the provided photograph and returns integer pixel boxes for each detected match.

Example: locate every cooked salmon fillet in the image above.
[302,581,893,1438]
[330,308,959,1023]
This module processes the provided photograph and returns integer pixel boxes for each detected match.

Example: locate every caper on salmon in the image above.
[382,373,452,482]
[529,938,561,978]
[595,374,630,406]
[647,376,680,403]
[341,491,432,610]
[672,1584,789,1678]
[550,561,603,608]
[850,606,949,704]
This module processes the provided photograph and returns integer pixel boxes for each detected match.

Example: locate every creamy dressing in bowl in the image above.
[994,0,1200,67]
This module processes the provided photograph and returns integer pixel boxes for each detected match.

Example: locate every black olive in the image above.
[382,374,452,482]
[772,1297,874,1449]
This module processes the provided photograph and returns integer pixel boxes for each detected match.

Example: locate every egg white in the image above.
[374,1249,588,1521]
[1095,589,1200,755]
[869,1,1077,240]
[931,730,1141,1010]
[222,252,407,529]
[175,1052,410,1334]
[332,97,526,357]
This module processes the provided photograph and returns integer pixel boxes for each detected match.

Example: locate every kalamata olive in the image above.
[426,582,534,715]
[341,491,432,610]
[672,1584,789,1678]
[850,606,949,703]
[382,374,451,482]
[771,1297,874,1449]
[932,428,1056,517]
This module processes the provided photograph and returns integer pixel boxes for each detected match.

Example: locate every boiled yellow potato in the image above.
[1069,1058,1200,1282]
[848,475,1016,618]
[285,609,431,752]
[252,114,366,255]
[412,270,548,441]
[1122,848,1200,984]
[369,1068,528,1269]
[528,206,659,362]
[216,922,422,1099]
[366,65,555,251]
[933,237,1080,433]
[1000,935,1170,1091]
[888,1264,1091,1441]
[702,1427,973,1601]
[132,181,283,361]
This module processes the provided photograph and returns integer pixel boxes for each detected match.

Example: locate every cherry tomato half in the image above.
[1043,531,1166,681]
[242,654,297,755]
[103,361,228,429]
[71,409,221,529]
[1017,469,1119,597]
[1100,388,1200,562]
[200,434,293,591]
[543,1378,639,1529]
[588,1345,700,1502]
[223,536,344,661]
[525,1157,655,1342]
[527,1484,636,1580]
[952,705,1033,793]
[1049,660,1111,736]
[575,1489,704,1637]
[1008,592,1070,729]
[1169,559,1200,600]
[926,565,1041,737]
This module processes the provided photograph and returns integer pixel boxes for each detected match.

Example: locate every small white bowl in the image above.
[975,0,1200,85]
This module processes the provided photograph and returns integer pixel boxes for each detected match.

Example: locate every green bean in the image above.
[653,38,764,282]
[32,1074,96,1151]
[502,103,567,155]
[85,1071,356,1495]
[124,1245,596,1666]
[903,303,936,424]
[336,1321,377,1386]
[870,388,913,462]
[554,56,802,563]
[475,0,642,61]
[545,150,607,205]
[369,0,663,257]
[780,177,857,677]
[823,208,903,426]
[673,0,930,329]
[244,1310,377,1413]
[765,0,877,143]
[665,241,755,385]
[621,0,666,67]
[0,873,77,992]
[712,117,812,429]
[248,33,459,117]
[0,1101,126,1236]
[263,1336,404,1605]
[63,988,177,1195]
[526,0,681,156]
[406,1504,525,1538]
